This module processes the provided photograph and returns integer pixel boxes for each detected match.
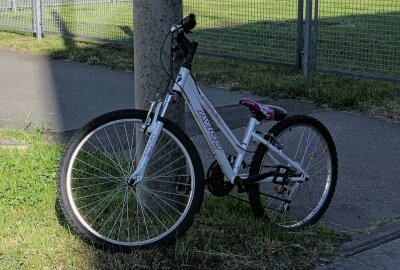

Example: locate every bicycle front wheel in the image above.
[248,115,338,228]
[58,109,204,251]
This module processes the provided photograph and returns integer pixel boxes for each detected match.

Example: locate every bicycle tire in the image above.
[58,109,204,251]
[248,115,338,228]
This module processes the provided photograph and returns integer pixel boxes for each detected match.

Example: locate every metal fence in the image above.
[0,0,34,32]
[185,0,302,67]
[0,0,399,82]
[42,0,132,42]
[313,0,400,82]
[0,0,133,42]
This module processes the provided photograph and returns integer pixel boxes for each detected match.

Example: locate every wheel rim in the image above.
[66,118,196,246]
[259,124,332,228]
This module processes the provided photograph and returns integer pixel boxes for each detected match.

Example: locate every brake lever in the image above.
[171,24,182,33]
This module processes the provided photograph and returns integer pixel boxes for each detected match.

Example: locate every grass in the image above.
[0,129,347,269]
[1,30,400,120]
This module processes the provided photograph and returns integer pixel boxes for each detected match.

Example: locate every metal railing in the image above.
[0,0,399,82]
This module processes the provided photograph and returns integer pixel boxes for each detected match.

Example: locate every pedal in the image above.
[272,165,291,185]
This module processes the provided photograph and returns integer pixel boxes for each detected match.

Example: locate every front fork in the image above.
[128,93,175,185]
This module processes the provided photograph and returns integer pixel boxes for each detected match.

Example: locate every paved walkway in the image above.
[2,48,400,269]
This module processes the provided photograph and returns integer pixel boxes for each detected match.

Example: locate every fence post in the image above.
[32,0,42,40]
[296,0,304,69]
[11,0,17,11]
[313,0,319,70]
[303,0,313,78]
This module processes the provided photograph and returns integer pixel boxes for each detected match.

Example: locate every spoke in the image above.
[280,204,289,225]
[147,137,173,164]
[142,166,189,181]
[71,176,124,180]
[114,125,131,174]
[103,128,129,179]
[79,147,128,176]
[110,188,133,240]
[75,157,124,182]
[75,184,125,200]
[294,126,306,161]
[152,132,165,157]
[145,133,169,161]
[143,174,190,180]
[93,134,116,162]
[136,194,141,241]
[300,128,316,166]
[123,122,134,174]
[148,144,179,168]
[72,179,122,190]
[141,177,191,186]
[88,185,125,226]
[148,158,187,177]
[134,189,169,232]
[140,185,177,223]
[143,188,190,198]
[73,167,121,181]
[136,194,150,240]
[131,132,143,170]
[306,156,328,171]
[136,185,188,207]
[140,185,185,216]
[77,184,124,211]
[126,186,130,242]
[98,193,127,235]
[128,122,137,173]
[94,133,129,177]
[115,187,131,241]
[308,164,328,176]
[302,139,324,169]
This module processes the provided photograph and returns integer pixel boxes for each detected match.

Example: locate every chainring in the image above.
[206,160,234,197]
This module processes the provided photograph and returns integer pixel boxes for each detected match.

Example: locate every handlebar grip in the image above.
[181,13,196,33]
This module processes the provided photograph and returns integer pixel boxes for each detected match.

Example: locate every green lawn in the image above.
[0,129,347,269]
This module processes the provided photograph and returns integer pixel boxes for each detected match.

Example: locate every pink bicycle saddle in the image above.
[239,98,287,121]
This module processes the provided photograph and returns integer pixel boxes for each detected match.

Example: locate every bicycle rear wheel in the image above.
[58,109,204,251]
[248,115,338,228]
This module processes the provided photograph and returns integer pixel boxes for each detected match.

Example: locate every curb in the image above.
[338,218,400,258]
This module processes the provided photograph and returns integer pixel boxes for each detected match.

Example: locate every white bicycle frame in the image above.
[129,67,307,185]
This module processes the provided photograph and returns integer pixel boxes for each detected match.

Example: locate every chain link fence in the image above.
[0,0,34,32]
[314,0,400,82]
[42,0,132,42]
[184,0,302,67]
[0,0,399,82]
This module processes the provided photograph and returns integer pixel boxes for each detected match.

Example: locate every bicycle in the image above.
[57,14,338,252]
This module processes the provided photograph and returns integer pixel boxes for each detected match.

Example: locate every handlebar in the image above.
[171,13,196,34]
[171,13,198,70]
